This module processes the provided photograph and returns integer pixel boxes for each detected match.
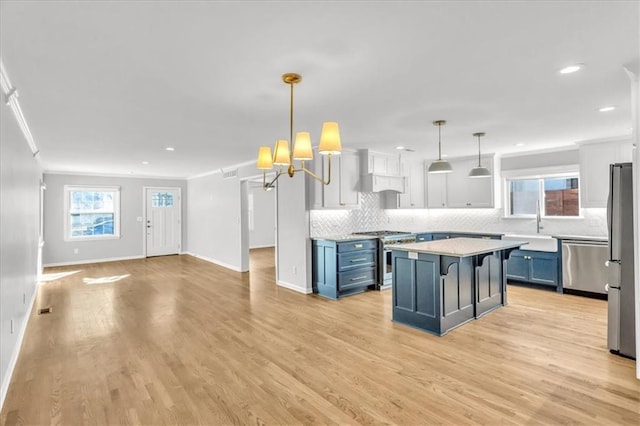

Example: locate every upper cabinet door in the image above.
[308,149,360,209]
[396,158,425,208]
[579,140,634,208]
[445,156,494,208]
[338,150,360,207]
[426,171,447,208]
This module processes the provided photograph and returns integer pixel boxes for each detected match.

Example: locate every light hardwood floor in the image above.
[1,248,638,425]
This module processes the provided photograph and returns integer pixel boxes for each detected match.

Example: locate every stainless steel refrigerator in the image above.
[607,162,636,359]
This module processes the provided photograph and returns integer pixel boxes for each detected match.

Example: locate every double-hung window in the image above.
[506,173,580,217]
[64,186,120,240]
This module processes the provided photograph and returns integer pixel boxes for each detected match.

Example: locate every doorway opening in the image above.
[240,176,276,274]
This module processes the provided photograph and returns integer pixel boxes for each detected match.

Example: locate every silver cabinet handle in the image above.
[350,275,368,281]
[350,258,367,262]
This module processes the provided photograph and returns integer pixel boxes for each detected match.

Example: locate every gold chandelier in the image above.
[256,73,342,190]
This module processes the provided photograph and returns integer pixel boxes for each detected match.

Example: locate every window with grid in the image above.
[64,186,120,240]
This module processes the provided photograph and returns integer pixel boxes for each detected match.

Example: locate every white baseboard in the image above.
[249,244,275,249]
[1,280,38,410]
[183,252,245,272]
[43,255,145,268]
[277,280,312,294]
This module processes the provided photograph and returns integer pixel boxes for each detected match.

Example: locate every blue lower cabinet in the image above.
[312,239,377,299]
[505,249,560,290]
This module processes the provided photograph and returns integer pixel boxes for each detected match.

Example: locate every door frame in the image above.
[142,186,182,257]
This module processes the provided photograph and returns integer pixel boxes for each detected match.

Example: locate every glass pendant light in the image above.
[428,120,452,173]
[468,132,491,178]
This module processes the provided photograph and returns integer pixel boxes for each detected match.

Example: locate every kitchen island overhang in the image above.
[391,238,527,336]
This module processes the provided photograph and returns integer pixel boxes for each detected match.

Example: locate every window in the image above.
[64,186,120,240]
[152,192,174,207]
[507,175,579,217]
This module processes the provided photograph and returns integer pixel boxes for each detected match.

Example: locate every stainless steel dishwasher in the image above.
[561,239,609,295]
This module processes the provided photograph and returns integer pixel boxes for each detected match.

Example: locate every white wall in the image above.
[0,101,41,407]
[43,174,187,266]
[187,171,244,271]
[249,185,275,248]
[276,174,312,293]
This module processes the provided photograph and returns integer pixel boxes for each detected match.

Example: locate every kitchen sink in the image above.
[501,234,558,252]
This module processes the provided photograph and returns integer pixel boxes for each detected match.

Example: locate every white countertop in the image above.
[392,237,528,257]
[312,235,378,242]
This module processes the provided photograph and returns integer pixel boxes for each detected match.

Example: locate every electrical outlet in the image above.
[74,248,79,254]
[10,319,14,334]
[292,266,297,275]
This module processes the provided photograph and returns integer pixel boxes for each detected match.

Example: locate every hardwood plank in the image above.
[1,248,638,425]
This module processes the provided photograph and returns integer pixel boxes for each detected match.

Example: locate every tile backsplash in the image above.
[309,192,608,238]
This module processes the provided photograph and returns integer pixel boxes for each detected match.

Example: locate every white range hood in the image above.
[360,173,406,193]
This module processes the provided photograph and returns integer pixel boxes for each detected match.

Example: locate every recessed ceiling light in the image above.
[514,143,526,147]
[599,106,615,112]
[396,146,405,150]
[165,147,175,151]
[559,64,583,74]
[142,161,149,165]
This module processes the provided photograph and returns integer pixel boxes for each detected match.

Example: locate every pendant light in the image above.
[428,120,452,173]
[468,132,491,178]
[256,73,342,190]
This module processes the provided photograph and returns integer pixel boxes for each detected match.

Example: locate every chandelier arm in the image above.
[300,154,332,185]
[263,170,285,190]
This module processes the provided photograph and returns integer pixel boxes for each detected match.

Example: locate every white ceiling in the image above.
[1,1,638,179]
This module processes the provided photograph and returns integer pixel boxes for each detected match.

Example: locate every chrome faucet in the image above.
[536,200,544,234]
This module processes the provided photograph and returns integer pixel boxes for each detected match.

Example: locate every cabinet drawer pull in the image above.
[350,275,368,281]
[350,258,367,262]
[354,243,363,248]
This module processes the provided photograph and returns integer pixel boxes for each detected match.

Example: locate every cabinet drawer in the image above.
[337,250,376,272]
[338,267,376,290]
[337,239,377,253]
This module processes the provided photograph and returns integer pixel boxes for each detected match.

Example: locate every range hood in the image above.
[361,173,406,193]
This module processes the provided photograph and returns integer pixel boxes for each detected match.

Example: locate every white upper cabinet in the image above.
[425,154,495,208]
[579,139,634,208]
[307,149,360,209]
[386,157,426,209]
[426,171,447,208]
[361,149,401,175]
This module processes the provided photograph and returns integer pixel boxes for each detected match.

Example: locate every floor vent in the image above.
[38,307,52,315]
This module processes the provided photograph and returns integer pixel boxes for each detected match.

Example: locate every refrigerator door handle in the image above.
[608,164,622,262]
[608,286,620,352]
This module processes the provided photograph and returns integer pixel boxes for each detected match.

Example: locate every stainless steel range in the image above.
[352,231,416,290]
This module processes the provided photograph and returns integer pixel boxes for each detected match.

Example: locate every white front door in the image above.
[145,187,181,257]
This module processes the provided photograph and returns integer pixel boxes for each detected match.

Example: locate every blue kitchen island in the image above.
[392,238,526,336]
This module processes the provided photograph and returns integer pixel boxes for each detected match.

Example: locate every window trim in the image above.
[501,166,581,219]
[64,185,121,241]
